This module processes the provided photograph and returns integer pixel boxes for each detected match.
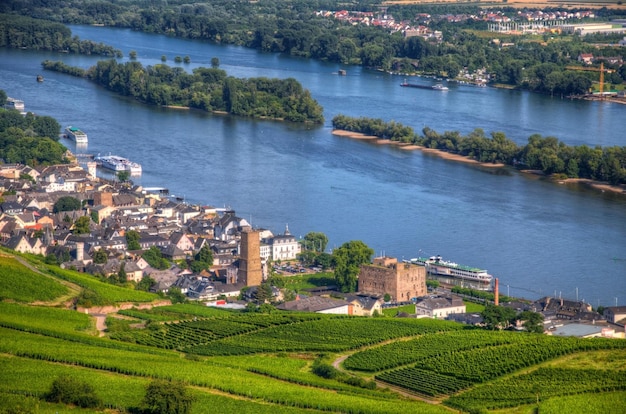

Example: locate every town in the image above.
[1,133,624,340]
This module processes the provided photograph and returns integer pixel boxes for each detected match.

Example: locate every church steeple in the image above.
[284,224,290,236]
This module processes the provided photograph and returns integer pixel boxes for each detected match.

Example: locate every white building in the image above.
[415,296,466,319]
[265,225,301,261]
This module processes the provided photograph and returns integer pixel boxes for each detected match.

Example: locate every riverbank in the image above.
[519,170,626,195]
[331,129,506,168]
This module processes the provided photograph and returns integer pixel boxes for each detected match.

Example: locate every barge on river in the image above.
[408,255,493,290]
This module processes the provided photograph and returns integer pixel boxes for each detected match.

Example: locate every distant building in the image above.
[358,256,426,302]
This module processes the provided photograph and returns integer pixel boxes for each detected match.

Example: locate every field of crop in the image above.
[0,255,69,302]
[1,252,625,413]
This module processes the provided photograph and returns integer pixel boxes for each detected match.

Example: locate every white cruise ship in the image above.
[65,126,88,144]
[4,97,25,113]
[95,154,142,175]
[410,256,493,287]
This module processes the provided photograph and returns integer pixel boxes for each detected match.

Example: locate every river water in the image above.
[1,25,625,306]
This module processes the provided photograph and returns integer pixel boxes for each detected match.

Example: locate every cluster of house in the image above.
[0,161,302,300]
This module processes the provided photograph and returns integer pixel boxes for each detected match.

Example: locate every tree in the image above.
[73,216,91,234]
[92,249,108,264]
[211,57,220,68]
[46,375,102,408]
[125,230,140,250]
[481,304,516,330]
[136,276,155,292]
[315,252,333,269]
[303,231,328,252]
[117,262,128,284]
[129,50,137,60]
[117,170,130,182]
[518,310,545,333]
[332,240,373,293]
[53,196,81,213]
[168,286,186,304]
[141,379,194,414]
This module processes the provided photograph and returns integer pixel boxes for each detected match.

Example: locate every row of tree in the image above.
[0,13,121,56]
[332,114,626,185]
[6,1,626,93]
[42,59,324,123]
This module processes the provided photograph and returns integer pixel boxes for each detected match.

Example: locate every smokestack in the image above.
[494,278,499,306]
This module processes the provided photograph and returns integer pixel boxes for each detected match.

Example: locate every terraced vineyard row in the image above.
[446,367,626,411]
[377,369,471,397]
[373,334,626,398]
[344,328,510,372]
[185,317,460,356]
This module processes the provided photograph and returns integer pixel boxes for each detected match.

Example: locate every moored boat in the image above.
[95,154,142,175]
[4,97,25,112]
[400,80,449,91]
[408,255,493,289]
[65,126,88,143]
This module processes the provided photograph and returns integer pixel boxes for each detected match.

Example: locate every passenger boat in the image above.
[4,97,25,112]
[409,256,493,289]
[95,154,142,175]
[65,126,88,144]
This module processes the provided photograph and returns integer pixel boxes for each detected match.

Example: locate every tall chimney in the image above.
[494,278,499,306]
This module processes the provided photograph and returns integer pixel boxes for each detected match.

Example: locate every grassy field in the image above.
[1,252,625,413]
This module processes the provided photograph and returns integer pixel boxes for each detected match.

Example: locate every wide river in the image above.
[1,25,625,306]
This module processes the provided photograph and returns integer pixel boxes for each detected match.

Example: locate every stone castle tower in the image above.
[358,257,426,302]
[238,228,263,287]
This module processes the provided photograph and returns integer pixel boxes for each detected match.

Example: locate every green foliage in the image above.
[45,375,102,408]
[40,59,325,123]
[52,196,81,213]
[141,379,194,414]
[73,215,91,234]
[333,115,626,185]
[190,245,213,272]
[481,304,517,330]
[0,14,121,56]
[117,170,130,182]
[303,232,328,252]
[332,240,373,293]
[125,230,140,250]
[167,286,186,304]
[136,276,156,292]
[518,310,545,333]
[142,246,171,270]
[92,249,108,264]
[45,264,157,303]
[0,256,68,302]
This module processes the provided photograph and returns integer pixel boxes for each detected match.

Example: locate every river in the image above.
[1,25,625,306]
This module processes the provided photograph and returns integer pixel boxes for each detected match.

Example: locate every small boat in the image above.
[338,69,347,76]
[432,83,449,91]
[65,126,88,144]
[37,75,44,82]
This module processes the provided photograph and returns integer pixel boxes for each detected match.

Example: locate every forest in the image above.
[0,14,121,56]
[1,1,626,96]
[0,91,67,166]
[332,114,626,185]
[42,59,324,123]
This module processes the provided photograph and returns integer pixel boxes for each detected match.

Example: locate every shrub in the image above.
[45,375,102,408]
